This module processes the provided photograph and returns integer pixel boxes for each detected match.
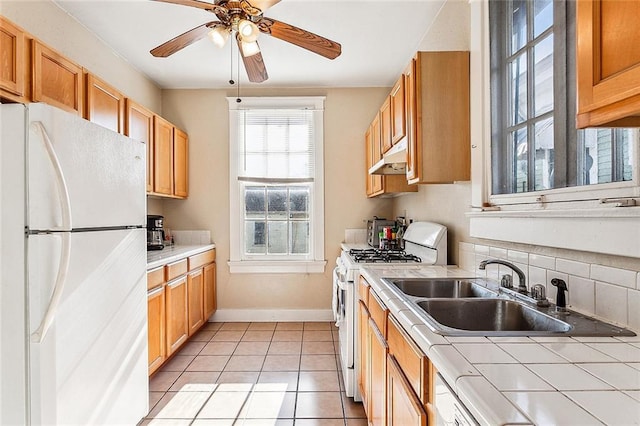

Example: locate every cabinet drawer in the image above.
[147,266,165,290]
[188,249,215,270]
[387,314,428,403]
[368,290,388,338]
[358,276,369,306]
[165,259,188,281]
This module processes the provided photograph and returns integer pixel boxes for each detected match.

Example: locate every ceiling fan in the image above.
[150,0,342,83]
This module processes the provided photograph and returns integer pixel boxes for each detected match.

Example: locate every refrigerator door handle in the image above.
[30,122,73,230]
[30,122,73,343]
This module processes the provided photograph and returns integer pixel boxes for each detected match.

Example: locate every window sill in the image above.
[466,207,640,258]
[228,260,327,274]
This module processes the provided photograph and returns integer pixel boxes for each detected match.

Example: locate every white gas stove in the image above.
[333,222,448,401]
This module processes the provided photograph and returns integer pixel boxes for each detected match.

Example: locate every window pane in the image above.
[619,130,634,181]
[513,128,528,193]
[245,187,265,219]
[266,124,287,152]
[290,188,310,219]
[534,34,554,116]
[245,221,266,254]
[510,0,527,54]
[268,221,287,254]
[579,129,611,185]
[288,153,311,178]
[534,117,554,190]
[510,54,527,125]
[267,187,287,219]
[291,222,309,254]
[533,0,553,37]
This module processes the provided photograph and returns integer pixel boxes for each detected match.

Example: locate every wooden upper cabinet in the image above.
[405,59,419,182]
[576,0,640,127]
[153,115,174,196]
[173,127,189,198]
[407,51,470,184]
[85,73,124,133]
[369,114,384,196]
[125,99,154,193]
[32,40,83,115]
[0,17,26,101]
[390,75,406,145]
[380,96,393,154]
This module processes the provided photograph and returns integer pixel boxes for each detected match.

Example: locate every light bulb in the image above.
[239,40,260,57]
[208,26,229,48]
[237,19,259,43]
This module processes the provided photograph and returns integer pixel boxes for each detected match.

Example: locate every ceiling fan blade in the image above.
[237,39,269,83]
[151,22,220,57]
[249,0,281,12]
[258,18,341,60]
[152,0,215,11]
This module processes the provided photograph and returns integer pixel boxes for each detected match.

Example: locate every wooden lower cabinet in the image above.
[203,262,217,319]
[187,268,205,336]
[387,354,427,426]
[369,317,388,426]
[165,276,189,356]
[358,300,370,416]
[147,285,166,375]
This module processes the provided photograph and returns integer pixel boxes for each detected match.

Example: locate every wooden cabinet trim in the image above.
[165,259,188,281]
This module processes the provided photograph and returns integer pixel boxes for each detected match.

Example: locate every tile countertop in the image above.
[359,266,640,426]
[147,244,216,270]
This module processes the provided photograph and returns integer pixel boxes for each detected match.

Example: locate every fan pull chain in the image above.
[236,47,242,103]
[229,38,235,85]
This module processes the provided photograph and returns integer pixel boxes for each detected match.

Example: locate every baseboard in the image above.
[208,309,334,323]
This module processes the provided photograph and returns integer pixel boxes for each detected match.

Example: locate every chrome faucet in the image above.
[479,259,528,294]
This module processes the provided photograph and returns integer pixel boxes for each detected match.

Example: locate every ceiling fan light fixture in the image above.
[239,39,261,57]
[208,26,230,48]
[237,19,259,43]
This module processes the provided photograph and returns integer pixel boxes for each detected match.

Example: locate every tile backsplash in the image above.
[171,230,212,246]
[459,242,640,333]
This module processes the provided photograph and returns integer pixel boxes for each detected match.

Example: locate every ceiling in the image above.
[53,0,447,89]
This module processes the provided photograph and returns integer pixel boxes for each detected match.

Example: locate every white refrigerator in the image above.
[1,103,148,425]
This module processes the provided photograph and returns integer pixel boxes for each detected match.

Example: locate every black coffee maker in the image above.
[147,215,165,250]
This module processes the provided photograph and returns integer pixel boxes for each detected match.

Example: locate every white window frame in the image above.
[467,0,640,259]
[227,96,326,273]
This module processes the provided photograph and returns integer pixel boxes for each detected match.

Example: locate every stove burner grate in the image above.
[349,248,422,263]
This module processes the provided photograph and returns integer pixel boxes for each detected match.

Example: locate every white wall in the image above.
[159,87,394,317]
[0,0,162,113]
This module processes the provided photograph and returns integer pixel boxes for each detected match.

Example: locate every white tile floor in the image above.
[141,322,366,426]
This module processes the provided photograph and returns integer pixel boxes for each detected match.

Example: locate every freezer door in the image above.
[28,228,148,425]
[27,103,145,231]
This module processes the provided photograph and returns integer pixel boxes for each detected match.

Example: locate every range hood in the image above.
[368,139,408,175]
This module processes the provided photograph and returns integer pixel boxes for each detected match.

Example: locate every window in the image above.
[489,0,637,197]
[228,97,325,274]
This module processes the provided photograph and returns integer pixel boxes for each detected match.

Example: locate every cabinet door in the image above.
[369,318,388,426]
[404,58,419,182]
[203,262,217,320]
[0,17,26,100]
[387,354,427,426]
[147,285,166,376]
[173,127,189,198]
[576,0,640,127]
[32,40,83,115]
[187,268,204,336]
[369,115,384,196]
[390,76,406,146]
[165,276,188,355]
[125,99,154,193]
[380,96,392,154]
[153,115,174,196]
[358,300,370,415]
[85,73,124,133]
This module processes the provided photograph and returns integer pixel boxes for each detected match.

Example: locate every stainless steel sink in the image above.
[388,278,497,298]
[416,298,572,335]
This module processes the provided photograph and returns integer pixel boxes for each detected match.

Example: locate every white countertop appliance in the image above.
[333,221,447,401]
[0,103,148,425]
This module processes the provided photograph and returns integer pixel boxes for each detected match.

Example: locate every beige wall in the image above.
[160,87,394,312]
[0,1,162,113]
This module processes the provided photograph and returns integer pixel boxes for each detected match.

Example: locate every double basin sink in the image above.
[385,278,635,337]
